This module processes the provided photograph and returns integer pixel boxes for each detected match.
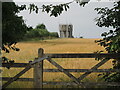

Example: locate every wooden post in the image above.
[34,48,44,88]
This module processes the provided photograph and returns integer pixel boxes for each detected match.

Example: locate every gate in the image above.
[2,48,120,88]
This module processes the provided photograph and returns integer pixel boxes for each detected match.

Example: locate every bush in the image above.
[49,32,59,38]
[25,29,40,38]
[24,29,59,40]
[25,29,49,38]
[39,29,49,37]
[23,23,59,40]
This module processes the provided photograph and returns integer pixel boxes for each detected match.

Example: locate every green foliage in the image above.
[79,36,83,38]
[27,0,89,17]
[28,4,38,14]
[25,29,49,38]
[38,29,50,37]
[36,23,46,29]
[24,24,59,40]
[76,0,90,6]
[2,2,28,53]
[43,4,70,17]
[49,32,59,38]
[27,3,70,17]
[33,3,70,17]
[95,1,120,82]
[2,2,29,68]
[2,57,14,69]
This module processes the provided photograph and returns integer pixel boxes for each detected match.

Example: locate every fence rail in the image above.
[2,48,120,88]
[46,53,120,58]
[2,66,120,72]
[2,63,28,67]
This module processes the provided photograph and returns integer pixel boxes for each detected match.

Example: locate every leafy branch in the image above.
[19,0,90,17]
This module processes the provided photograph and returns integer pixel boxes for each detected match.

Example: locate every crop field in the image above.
[2,38,113,88]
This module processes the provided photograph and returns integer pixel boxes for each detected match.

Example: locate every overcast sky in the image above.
[14,1,114,38]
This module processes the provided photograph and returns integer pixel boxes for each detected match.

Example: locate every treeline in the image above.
[23,24,59,40]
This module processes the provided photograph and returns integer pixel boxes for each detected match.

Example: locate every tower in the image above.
[59,24,73,38]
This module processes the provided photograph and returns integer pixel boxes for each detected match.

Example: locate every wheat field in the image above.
[2,38,113,88]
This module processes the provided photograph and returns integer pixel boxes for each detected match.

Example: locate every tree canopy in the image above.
[2,2,29,53]
[24,24,59,40]
[95,1,120,82]
[1,2,29,64]
[95,1,120,54]
[36,23,46,29]
[15,0,89,17]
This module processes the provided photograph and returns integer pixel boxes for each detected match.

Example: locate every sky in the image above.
[14,0,115,38]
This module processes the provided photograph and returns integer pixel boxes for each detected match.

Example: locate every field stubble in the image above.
[2,38,113,88]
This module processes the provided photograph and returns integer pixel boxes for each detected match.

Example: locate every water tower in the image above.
[59,24,73,38]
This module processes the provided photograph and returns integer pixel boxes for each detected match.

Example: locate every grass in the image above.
[2,38,113,88]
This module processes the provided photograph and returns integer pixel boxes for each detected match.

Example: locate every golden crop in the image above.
[2,38,113,88]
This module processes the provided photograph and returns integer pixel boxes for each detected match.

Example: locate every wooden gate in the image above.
[1,48,120,88]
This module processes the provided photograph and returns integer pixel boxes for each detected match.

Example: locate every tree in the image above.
[2,2,29,64]
[49,32,59,38]
[25,24,49,39]
[95,1,120,82]
[2,2,28,53]
[22,0,89,17]
[24,24,59,40]
[36,23,46,29]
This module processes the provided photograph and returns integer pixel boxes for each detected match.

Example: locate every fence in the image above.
[1,48,120,88]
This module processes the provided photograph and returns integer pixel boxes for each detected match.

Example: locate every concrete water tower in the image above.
[59,24,73,38]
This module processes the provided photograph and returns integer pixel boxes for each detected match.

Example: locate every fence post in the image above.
[34,48,44,88]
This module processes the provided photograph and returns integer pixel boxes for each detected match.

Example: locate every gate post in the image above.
[34,48,44,88]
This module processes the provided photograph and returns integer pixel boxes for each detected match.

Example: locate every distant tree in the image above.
[25,23,59,40]
[49,32,59,38]
[39,29,49,37]
[25,29,40,38]
[79,36,83,38]
[36,23,46,29]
